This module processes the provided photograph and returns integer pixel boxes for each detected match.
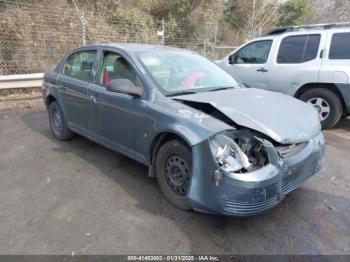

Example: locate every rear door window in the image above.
[329,32,350,59]
[63,50,97,81]
[277,35,320,63]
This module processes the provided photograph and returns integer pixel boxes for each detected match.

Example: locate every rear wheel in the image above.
[48,101,74,140]
[299,88,342,129]
[155,140,192,210]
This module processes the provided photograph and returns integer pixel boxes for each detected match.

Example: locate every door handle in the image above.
[89,95,97,103]
[257,67,268,73]
[320,49,326,58]
[58,84,66,91]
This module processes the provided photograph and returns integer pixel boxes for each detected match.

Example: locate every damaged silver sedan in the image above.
[42,43,325,216]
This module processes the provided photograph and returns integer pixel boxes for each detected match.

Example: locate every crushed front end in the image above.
[188,129,325,216]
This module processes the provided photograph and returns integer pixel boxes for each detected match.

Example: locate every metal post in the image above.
[212,23,218,59]
[161,19,165,45]
[72,0,87,46]
[80,9,86,45]
[157,19,165,45]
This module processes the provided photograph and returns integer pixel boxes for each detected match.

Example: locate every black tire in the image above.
[155,140,192,210]
[48,101,74,140]
[299,88,342,129]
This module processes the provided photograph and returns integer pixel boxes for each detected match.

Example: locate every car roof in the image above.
[81,43,190,53]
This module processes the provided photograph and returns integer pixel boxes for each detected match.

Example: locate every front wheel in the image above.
[155,140,192,210]
[299,88,342,129]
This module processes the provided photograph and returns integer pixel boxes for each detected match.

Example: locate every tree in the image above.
[223,0,280,41]
[223,0,251,32]
[278,0,316,26]
[142,0,220,53]
[313,0,350,23]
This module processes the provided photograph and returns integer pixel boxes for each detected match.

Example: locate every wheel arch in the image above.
[45,93,69,122]
[45,94,57,107]
[294,83,346,114]
[148,131,192,177]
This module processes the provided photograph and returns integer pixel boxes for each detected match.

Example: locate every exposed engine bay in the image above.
[234,129,269,170]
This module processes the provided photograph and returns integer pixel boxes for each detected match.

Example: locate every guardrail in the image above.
[0,73,43,90]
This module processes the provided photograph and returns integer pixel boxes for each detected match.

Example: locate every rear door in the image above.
[57,49,97,135]
[221,39,273,89]
[266,33,324,95]
[319,29,350,84]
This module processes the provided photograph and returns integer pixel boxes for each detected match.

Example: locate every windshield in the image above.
[137,50,242,95]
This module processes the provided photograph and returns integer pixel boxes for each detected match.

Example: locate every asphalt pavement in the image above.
[0,101,349,255]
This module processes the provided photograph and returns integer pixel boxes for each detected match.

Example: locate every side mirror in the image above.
[228,54,236,65]
[106,79,143,97]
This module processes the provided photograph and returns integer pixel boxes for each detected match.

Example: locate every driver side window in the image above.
[99,51,140,87]
[232,40,272,64]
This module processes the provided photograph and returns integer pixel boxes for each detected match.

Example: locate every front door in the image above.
[224,40,273,89]
[88,50,148,163]
[57,49,97,135]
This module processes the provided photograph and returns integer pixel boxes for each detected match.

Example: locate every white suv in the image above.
[216,23,350,129]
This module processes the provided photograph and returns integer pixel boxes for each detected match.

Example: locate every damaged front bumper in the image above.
[188,132,325,216]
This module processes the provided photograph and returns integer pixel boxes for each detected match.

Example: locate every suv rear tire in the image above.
[300,88,342,129]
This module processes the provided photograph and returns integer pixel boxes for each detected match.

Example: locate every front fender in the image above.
[145,101,233,146]
[143,101,234,165]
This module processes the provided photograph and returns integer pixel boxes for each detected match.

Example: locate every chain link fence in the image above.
[0,0,238,96]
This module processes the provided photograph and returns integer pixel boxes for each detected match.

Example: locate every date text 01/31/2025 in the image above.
[127,255,219,261]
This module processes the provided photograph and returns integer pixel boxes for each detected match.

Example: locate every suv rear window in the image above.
[277,35,320,64]
[329,33,350,59]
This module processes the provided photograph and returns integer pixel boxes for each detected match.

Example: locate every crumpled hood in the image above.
[174,88,321,144]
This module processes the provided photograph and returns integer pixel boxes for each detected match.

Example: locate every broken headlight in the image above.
[209,132,251,172]
[209,130,268,173]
